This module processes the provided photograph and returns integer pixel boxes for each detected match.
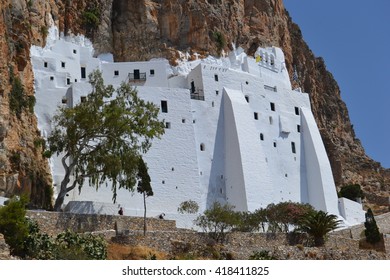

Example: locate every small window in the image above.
[81,67,86,79]
[162,180,165,184]
[245,81,249,85]
[295,107,300,115]
[80,96,87,103]
[254,112,258,120]
[61,61,65,68]
[273,142,277,148]
[245,95,249,103]
[66,78,70,85]
[44,62,48,68]
[216,90,219,95]
[193,119,196,124]
[260,133,264,141]
[74,79,77,82]
[161,100,168,113]
[114,70,119,76]
[150,69,155,76]
[214,74,219,81]
[182,118,186,123]
[165,122,171,129]
[297,125,301,133]
[291,142,296,154]
[270,102,275,111]
[50,76,54,81]
[212,101,214,107]
[200,143,205,151]
[269,116,273,124]
[73,49,77,54]
[61,98,67,104]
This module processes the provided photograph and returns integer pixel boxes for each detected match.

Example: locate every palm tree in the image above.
[298,210,341,246]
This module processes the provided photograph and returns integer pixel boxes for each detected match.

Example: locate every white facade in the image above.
[30,27,365,228]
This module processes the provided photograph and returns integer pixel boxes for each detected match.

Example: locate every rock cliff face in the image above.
[0,0,388,212]
[0,0,54,208]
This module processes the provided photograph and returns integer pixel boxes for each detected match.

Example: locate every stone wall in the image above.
[333,212,390,239]
[0,233,12,260]
[23,211,390,260]
[26,211,176,236]
[112,231,388,260]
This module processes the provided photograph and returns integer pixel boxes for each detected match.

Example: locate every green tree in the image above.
[297,210,340,247]
[0,196,30,256]
[47,70,165,211]
[234,210,264,232]
[136,157,153,236]
[177,200,199,214]
[364,208,381,244]
[266,202,314,233]
[195,202,240,243]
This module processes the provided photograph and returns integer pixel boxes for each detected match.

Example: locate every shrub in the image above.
[234,209,267,232]
[364,208,381,244]
[40,26,48,38]
[249,250,277,260]
[0,196,30,256]
[266,202,315,233]
[24,219,55,259]
[195,202,240,243]
[212,31,226,56]
[8,69,34,118]
[53,230,107,260]
[178,200,199,214]
[0,202,106,259]
[338,184,364,201]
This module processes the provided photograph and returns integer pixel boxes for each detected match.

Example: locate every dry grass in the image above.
[107,243,167,260]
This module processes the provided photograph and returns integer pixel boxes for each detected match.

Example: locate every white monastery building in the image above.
[30,26,365,228]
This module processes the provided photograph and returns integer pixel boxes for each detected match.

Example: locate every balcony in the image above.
[128,72,146,82]
[264,85,277,92]
[190,94,205,101]
[190,88,205,101]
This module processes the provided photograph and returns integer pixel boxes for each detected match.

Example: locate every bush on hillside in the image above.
[338,184,364,201]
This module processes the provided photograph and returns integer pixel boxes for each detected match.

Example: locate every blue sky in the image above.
[283,0,390,168]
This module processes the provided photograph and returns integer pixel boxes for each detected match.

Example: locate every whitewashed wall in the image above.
[30,29,364,228]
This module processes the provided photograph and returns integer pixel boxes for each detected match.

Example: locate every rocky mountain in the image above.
[0,0,388,212]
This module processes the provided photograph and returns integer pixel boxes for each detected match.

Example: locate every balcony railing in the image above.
[190,94,205,101]
[264,85,277,92]
[128,72,146,82]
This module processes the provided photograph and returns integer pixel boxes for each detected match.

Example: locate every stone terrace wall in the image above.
[332,212,390,239]
[26,211,176,236]
[25,211,389,260]
[112,231,388,260]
